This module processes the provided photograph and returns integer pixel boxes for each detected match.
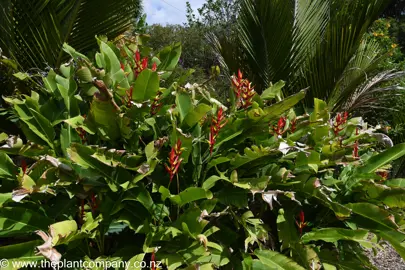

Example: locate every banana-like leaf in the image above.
[301,228,373,248]
[255,250,305,270]
[356,143,405,174]
[0,207,53,237]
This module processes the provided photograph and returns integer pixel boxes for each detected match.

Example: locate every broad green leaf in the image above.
[0,207,53,237]
[158,43,182,71]
[13,103,55,148]
[176,91,193,122]
[171,187,213,207]
[255,250,305,270]
[301,228,372,248]
[356,143,405,174]
[385,178,405,188]
[124,185,154,212]
[183,103,211,127]
[346,203,399,231]
[261,80,285,100]
[0,193,12,207]
[127,253,145,270]
[89,99,120,140]
[132,69,159,102]
[50,220,78,245]
[249,90,306,122]
[0,152,18,180]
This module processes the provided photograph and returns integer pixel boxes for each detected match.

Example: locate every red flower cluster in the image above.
[272,116,287,136]
[21,159,27,175]
[290,118,297,133]
[151,91,163,115]
[333,112,348,135]
[209,108,227,154]
[165,139,183,182]
[377,171,389,180]
[231,70,256,109]
[296,210,308,235]
[76,115,87,144]
[134,51,157,77]
[353,127,359,158]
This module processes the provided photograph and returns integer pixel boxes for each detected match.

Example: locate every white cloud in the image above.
[144,0,205,25]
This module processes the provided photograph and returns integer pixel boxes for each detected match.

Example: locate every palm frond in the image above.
[0,0,142,70]
[343,70,405,112]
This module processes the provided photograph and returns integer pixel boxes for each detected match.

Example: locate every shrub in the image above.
[1,36,405,269]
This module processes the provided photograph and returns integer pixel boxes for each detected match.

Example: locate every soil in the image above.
[367,242,405,270]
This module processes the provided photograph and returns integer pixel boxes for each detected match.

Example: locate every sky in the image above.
[144,0,205,25]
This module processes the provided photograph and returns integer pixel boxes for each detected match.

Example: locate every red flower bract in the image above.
[295,210,308,235]
[151,91,163,115]
[165,139,183,182]
[134,50,149,77]
[231,70,256,109]
[209,107,227,155]
[333,112,348,135]
[272,116,287,136]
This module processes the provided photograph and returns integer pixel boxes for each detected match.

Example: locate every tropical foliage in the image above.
[0,0,142,71]
[211,0,405,113]
[2,36,405,269]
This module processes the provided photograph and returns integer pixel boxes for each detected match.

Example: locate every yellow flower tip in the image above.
[373,32,378,37]
[391,44,398,49]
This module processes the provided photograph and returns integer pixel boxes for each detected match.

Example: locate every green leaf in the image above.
[377,231,405,260]
[13,102,55,148]
[183,104,211,127]
[301,228,372,248]
[249,90,306,122]
[261,80,285,100]
[0,152,17,180]
[127,253,145,270]
[0,193,12,207]
[0,207,53,237]
[50,220,78,245]
[176,91,193,122]
[356,143,405,174]
[132,69,159,102]
[255,250,305,270]
[158,43,182,71]
[171,187,213,207]
[385,179,405,188]
[0,240,42,261]
[124,185,154,212]
[346,203,399,231]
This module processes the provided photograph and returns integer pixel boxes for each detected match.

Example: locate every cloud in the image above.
[144,0,205,25]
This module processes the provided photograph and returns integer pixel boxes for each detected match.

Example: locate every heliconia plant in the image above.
[1,35,405,270]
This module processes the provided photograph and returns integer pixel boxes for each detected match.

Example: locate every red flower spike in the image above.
[120,62,125,71]
[209,107,227,155]
[134,50,149,77]
[353,127,359,158]
[333,112,349,136]
[135,50,141,62]
[231,70,256,108]
[91,193,98,211]
[151,252,156,270]
[290,118,297,133]
[21,159,27,175]
[295,210,308,235]
[272,116,287,136]
[152,62,157,72]
[165,139,184,182]
[142,58,148,69]
[151,91,163,115]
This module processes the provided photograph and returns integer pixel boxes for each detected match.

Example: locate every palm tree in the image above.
[0,0,142,71]
[212,0,400,112]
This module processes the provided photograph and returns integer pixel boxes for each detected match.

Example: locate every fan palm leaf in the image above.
[214,0,394,112]
[0,0,142,70]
